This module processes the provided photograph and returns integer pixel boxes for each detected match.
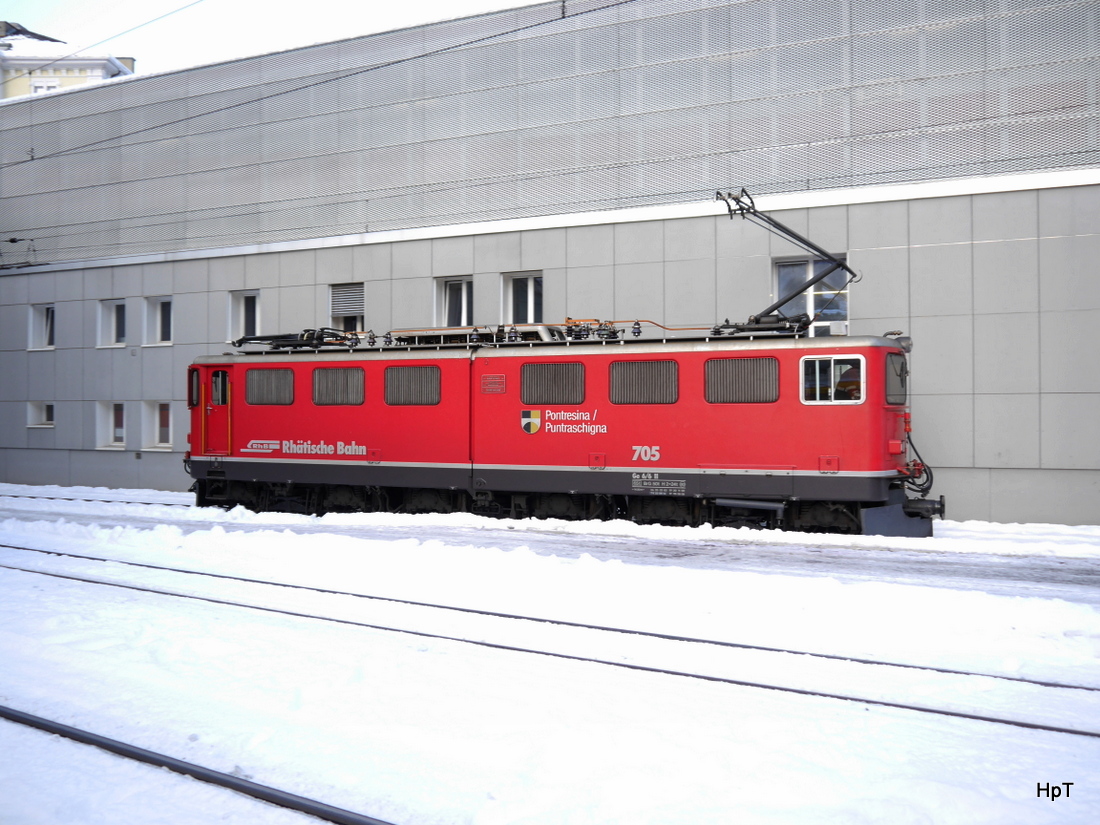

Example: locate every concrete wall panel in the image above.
[973,190,1038,242]
[973,239,1038,315]
[566,265,614,321]
[474,233,522,274]
[910,243,972,317]
[848,247,910,320]
[1041,394,1100,470]
[614,262,664,321]
[974,394,1041,469]
[1039,234,1100,312]
[910,197,972,246]
[1039,309,1100,394]
[973,312,1038,395]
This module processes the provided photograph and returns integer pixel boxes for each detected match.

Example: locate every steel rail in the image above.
[3,560,1099,740]
[0,704,395,825]
[0,492,190,507]
[1,540,1095,694]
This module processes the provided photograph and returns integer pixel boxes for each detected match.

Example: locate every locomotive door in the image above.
[203,368,231,455]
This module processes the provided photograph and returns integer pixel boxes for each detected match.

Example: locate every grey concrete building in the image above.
[1,0,1098,524]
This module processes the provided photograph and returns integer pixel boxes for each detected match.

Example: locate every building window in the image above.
[99,402,126,447]
[27,402,55,427]
[385,366,441,406]
[100,300,126,346]
[439,277,473,327]
[705,358,779,403]
[31,81,59,94]
[145,297,172,344]
[609,361,678,405]
[521,363,584,405]
[802,356,864,404]
[330,283,365,333]
[230,290,259,340]
[776,260,849,337]
[506,272,543,325]
[245,369,294,405]
[30,304,55,349]
[144,401,172,447]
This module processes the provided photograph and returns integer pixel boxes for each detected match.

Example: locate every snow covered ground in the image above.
[1,483,1099,824]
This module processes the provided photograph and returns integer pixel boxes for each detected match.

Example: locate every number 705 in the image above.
[632,445,660,461]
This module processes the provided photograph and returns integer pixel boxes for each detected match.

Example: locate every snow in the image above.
[1,482,1099,824]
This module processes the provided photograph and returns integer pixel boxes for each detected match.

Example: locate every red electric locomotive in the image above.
[183,191,944,536]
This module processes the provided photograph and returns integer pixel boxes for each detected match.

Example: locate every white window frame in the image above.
[98,402,127,448]
[799,355,866,406]
[229,290,260,341]
[144,297,173,345]
[27,402,55,428]
[775,259,849,337]
[98,299,127,347]
[143,401,173,449]
[504,271,543,325]
[29,303,56,350]
[438,277,473,327]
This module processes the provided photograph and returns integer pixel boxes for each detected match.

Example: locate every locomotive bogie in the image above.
[186,335,940,536]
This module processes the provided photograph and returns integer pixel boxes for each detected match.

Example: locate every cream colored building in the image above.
[0,52,133,99]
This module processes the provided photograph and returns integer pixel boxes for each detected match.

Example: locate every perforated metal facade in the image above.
[1,0,1097,266]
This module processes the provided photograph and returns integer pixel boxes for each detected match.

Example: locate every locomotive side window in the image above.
[188,369,201,407]
[385,365,441,406]
[521,363,584,405]
[313,367,365,406]
[211,370,229,406]
[801,356,863,404]
[610,360,678,404]
[886,353,908,405]
[705,357,779,403]
[246,368,294,405]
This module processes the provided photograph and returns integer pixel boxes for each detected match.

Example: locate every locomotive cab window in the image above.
[801,356,864,404]
[188,369,201,407]
[886,353,908,405]
[211,370,229,406]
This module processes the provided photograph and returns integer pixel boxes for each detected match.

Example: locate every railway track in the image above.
[0,704,395,825]
[3,541,1099,740]
[3,487,1099,609]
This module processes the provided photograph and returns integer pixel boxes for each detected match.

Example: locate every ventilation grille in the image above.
[610,360,678,405]
[385,365,441,405]
[521,362,585,405]
[246,369,294,405]
[313,367,365,405]
[705,358,779,403]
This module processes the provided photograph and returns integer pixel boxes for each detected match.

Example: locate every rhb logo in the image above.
[521,410,541,434]
[241,439,280,453]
